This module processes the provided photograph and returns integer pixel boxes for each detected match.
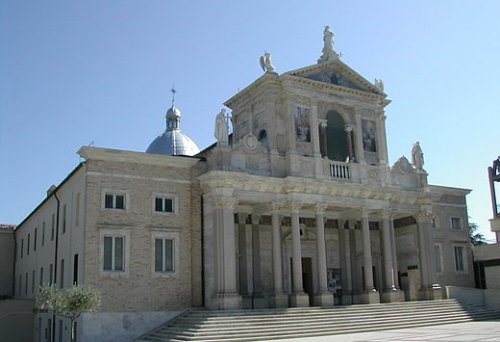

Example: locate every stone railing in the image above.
[326,160,351,180]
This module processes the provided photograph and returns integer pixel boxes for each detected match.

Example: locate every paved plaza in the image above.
[276,320,500,342]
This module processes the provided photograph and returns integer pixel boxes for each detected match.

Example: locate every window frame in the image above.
[150,231,180,278]
[152,193,178,215]
[450,216,462,230]
[453,244,468,273]
[99,229,130,278]
[101,189,129,211]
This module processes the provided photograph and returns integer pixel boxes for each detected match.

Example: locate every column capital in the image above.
[359,208,371,218]
[213,197,239,209]
[251,213,262,225]
[269,200,284,213]
[315,203,328,215]
[379,209,394,220]
[344,125,353,133]
[319,119,328,128]
[416,211,433,223]
[288,200,303,213]
[237,212,249,223]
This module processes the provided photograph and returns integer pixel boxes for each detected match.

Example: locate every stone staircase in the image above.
[136,299,500,342]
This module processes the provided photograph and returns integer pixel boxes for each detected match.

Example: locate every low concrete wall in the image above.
[0,299,34,342]
[445,286,485,306]
[79,310,184,342]
[484,289,500,309]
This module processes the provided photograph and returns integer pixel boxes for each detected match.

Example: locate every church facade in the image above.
[12,28,474,341]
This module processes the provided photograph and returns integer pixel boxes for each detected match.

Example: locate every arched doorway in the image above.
[326,111,349,161]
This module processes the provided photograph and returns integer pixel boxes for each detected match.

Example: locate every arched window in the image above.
[326,111,349,161]
[258,129,268,148]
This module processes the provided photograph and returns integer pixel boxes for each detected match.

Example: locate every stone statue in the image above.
[412,141,424,171]
[318,26,338,63]
[214,109,229,146]
[493,156,500,176]
[259,52,276,73]
[374,78,384,92]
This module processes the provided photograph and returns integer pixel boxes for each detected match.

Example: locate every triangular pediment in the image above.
[285,59,385,96]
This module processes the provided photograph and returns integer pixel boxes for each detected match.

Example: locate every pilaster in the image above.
[289,200,309,307]
[313,203,334,306]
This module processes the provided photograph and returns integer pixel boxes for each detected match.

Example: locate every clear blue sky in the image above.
[1,1,499,241]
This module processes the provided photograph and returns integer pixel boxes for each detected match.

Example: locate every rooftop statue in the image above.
[412,141,424,171]
[318,26,338,63]
[259,52,276,73]
[214,108,230,146]
[374,78,384,92]
[493,156,500,176]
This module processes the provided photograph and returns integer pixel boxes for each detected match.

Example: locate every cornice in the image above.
[78,146,200,168]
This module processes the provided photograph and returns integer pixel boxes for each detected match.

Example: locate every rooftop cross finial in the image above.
[170,85,177,107]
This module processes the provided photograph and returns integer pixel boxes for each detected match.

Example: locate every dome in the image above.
[146,130,200,156]
[146,103,200,156]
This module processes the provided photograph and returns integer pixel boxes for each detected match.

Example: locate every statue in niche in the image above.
[412,141,424,171]
[493,156,500,176]
[214,108,230,146]
[259,52,276,73]
[362,119,377,152]
[318,26,338,63]
[295,107,311,142]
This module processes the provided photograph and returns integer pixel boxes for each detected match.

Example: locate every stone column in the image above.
[374,112,387,165]
[237,213,251,298]
[389,219,400,289]
[269,201,288,308]
[289,201,309,307]
[313,203,334,306]
[319,119,328,159]
[354,112,365,163]
[251,213,267,308]
[345,126,354,161]
[359,209,379,304]
[214,197,242,309]
[416,212,442,300]
[310,102,321,158]
[380,210,403,302]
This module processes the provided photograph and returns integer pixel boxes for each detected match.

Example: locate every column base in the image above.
[269,293,289,308]
[419,284,443,301]
[313,291,334,307]
[252,294,268,309]
[353,290,380,304]
[341,294,353,305]
[241,295,253,309]
[289,292,310,307]
[381,289,405,303]
[216,292,242,310]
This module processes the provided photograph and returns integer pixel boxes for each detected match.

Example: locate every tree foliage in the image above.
[39,284,101,321]
[470,222,487,246]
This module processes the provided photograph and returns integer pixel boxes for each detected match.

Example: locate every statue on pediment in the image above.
[259,52,276,73]
[374,78,384,92]
[214,108,230,146]
[318,26,338,63]
[493,156,500,176]
[412,141,424,171]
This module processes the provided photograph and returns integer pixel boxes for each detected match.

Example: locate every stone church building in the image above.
[12,28,474,341]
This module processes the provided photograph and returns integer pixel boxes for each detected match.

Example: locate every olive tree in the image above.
[38,284,101,342]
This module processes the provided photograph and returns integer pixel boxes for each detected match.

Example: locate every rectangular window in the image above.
[47,319,52,342]
[40,267,44,289]
[38,317,42,342]
[21,238,24,258]
[434,244,443,273]
[42,222,45,246]
[32,270,36,294]
[104,193,125,210]
[451,217,462,230]
[49,264,53,286]
[25,272,28,295]
[60,259,64,288]
[27,234,30,255]
[62,204,67,234]
[51,213,55,241]
[155,238,174,272]
[73,254,78,285]
[34,228,38,251]
[155,197,175,213]
[454,246,465,272]
[75,193,80,226]
[18,275,22,296]
[58,320,63,342]
[104,236,124,271]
